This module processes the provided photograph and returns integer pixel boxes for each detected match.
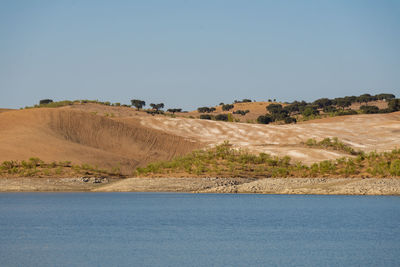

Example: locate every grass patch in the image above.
[302,137,360,155]
[0,158,125,178]
[133,141,400,178]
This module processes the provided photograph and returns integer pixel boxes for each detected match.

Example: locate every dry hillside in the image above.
[0,108,201,174]
[0,103,399,175]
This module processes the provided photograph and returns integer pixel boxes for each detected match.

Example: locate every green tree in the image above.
[150,103,164,111]
[388,99,400,112]
[313,98,332,108]
[215,114,229,121]
[39,99,53,105]
[222,104,234,111]
[302,106,319,117]
[336,98,351,110]
[257,115,273,124]
[167,108,182,114]
[360,105,379,114]
[131,99,146,110]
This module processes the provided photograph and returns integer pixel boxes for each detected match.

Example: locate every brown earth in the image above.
[1,177,399,195]
[1,103,399,175]
[93,176,400,195]
[0,108,202,174]
[0,108,14,114]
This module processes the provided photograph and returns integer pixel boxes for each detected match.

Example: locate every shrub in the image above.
[222,104,234,111]
[167,108,182,114]
[257,115,273,124]
[150,103,164,111]
[233,110,249,115]
[39,99,53,105]
[360,105,379,114]
[284,117,297,124]
[266,104,283,114]
[234,99,252,103]
[336,110,358,116]
[388,99,400,112]
[390,160,400,176]
[302,106,319,117]
[323,105,337,113]
[215,114,228,121]
[197,107,215,113]
[200,114,213,120]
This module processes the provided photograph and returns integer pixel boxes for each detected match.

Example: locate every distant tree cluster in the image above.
[39,99,53,105]
[279,93,398,118]
[222,104,234,111]
[150,103,164,111]
[199,114,230,121]
[257,104,297,124]
[200,114,213,120]
[215,114,229,121]
[234,99,252,103]
[233,110,250,116]
[197,107,216,113]
[167,108,182,114]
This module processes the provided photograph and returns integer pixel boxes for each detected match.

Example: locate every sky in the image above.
[0,0,399,110]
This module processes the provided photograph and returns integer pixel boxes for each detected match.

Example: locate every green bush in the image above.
[215,114,228,121]
[257,115,273,124]
[200,114,213,120]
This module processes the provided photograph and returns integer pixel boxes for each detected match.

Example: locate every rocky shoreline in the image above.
[1,177,399,195]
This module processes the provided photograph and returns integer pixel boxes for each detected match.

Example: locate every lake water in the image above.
[0,193,399,267]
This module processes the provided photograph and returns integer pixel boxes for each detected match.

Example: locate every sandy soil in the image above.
[94,177,400,195]
[1,177,398,195]
[0,108,201,174]
[139,111,400,164]
[0,177,121,192]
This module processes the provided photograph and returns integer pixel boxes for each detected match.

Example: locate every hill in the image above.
[0,108,201,175]
[1,102,400,177]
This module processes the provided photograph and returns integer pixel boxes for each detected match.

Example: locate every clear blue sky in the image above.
[1,0,399,110]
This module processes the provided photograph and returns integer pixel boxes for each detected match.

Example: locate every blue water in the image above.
[0,193,399,267]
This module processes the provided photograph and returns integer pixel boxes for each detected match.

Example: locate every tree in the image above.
[131,99,146,110]
[215,114,228,121]
[200,114,213,120]
[167,108,182,114]
[323,105,337,113]
[388,99,400,112]
[266,104,283,114]
[284,117,297,124]
[257,115,273,124]
[197,107,214,113]
[222,104,234,111]
[39,99,53,105]
[234,99,252,103]
[360,105,379,114]
[283,101,308,115]
[376,93,395,101]
[313,98,332,108]
[336,98,351,110]
[358,94,372,105]
[302,106,319,117]
[233,110,250,115]
[150,103,164,111]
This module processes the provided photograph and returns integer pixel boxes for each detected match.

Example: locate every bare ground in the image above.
[1,177,399,195]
